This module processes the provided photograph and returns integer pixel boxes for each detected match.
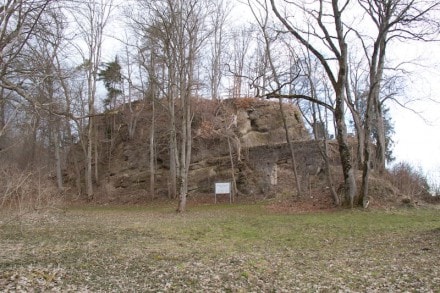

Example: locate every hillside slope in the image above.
[65,97,403,207]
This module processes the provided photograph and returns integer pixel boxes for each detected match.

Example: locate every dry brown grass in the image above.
[0,166,63,225]
[1,203,439,291]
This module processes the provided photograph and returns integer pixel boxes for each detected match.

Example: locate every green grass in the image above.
[1,203,439,291]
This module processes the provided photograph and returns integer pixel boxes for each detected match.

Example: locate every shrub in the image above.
[387,162,436,202]
[0,165,62,216]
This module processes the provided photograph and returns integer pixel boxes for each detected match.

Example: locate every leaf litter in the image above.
[0,205,439,292]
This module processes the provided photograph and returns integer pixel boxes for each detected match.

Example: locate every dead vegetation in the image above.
[1,204,439,291]
[0,165,63,226]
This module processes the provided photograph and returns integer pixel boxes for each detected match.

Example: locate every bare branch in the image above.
[264,91,335,113]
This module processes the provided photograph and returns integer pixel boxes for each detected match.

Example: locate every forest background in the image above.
[1,0,440,211]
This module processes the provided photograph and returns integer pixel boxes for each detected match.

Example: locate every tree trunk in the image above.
[53,125,64,192]
[72,153,82,196]
[334,2,357,208]
[360,28,387,206]
[253,8,302,197]
[320,140,340,206]
[177,54,194,212]
[94,119,99,186]
[314,104,340,206]
[227,136,238,198]
[168,62,178,199]
[355,124,365,169]
[270,0,357,207]
[279,99,302,197]
[149,98,155,200]
[86,83,95,199]
[146,51,157,200]
[359,101,373,207]
[375,99,386,173]
[86,116,93,199]
[335,88,356,207]
[177,178,187,212]
[0,88,5,136]
[169,122,178,199]
[177,90,192,213]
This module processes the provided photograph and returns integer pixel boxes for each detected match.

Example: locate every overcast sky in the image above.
[389,40,440,186]
[103,1,440,185]
[230,2,440,181]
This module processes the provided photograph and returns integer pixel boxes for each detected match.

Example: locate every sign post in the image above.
[214,182,232,204]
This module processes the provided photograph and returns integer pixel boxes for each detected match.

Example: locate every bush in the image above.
[0,166,62,216]
[387,162,438,203]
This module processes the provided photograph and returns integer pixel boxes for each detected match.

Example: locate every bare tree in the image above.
[174,0,211,212]
[356,0,440,207]
[54,56,86,196]
[146,52,157,200]
[0,0,52,140]
[25,7,69,190]
[298,49,341,206]
[268,0,357,207]
[130,35,159,199]
[69,0,115,199]
[207,0,231,100]
[346,52,368,169]
[228,24,254,98]
[247,0,302,197]
[0,0,74,187]
[134,0,212,212]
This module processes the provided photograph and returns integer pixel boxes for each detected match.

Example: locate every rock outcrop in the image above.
[66,97,329,200]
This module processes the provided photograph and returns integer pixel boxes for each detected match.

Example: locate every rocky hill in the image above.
[65,97,344,202]
[62,97,432,209]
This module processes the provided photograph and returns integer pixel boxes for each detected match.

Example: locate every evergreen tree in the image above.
[98,57,122,109]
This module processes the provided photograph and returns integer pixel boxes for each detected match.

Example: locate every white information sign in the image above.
[215,182,231,194]
[214,182,232,203]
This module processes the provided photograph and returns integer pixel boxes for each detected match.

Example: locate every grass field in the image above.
[1,203,439,292]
